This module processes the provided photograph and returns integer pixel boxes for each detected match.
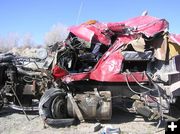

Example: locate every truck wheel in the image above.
[39,88,74,127]
[51,95,67,119]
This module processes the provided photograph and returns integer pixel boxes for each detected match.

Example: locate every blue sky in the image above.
[0,0,180,44]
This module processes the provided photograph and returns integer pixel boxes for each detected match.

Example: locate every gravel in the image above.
[0,107,170,134]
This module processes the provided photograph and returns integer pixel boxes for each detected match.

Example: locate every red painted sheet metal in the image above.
[107,22,125,32]
[99,35,135,62]
[86,23,111,45]
[61,15,170,83]
[90,50,124,81]
[62,71,148,83]
[169,34,180,46]
[94,72,148,82]
[123,16,158,27]
[69,15,168,46]
[69,25,94,42]
[112,35,135,49]
[52,65,69,79]
[89,49,148,82]
[122,16,169,37]
[62,72,90,83]
[69,21,112,45]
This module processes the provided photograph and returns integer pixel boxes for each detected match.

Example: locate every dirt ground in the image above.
[1,106,177,134]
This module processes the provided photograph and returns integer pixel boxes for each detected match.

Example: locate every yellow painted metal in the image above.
[169,42,180,59]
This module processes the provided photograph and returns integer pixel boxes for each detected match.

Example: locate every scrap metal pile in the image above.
[0,15,180,127]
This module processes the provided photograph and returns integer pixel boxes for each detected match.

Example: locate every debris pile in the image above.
[39,15,180,127]
[0,15,180,129]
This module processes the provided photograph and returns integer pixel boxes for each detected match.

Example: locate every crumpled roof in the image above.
[120,15,169,37]
[69,15,170,45]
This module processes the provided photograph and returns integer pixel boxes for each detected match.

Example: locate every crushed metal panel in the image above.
[122,16,169,37]
[129,37,146,52]
[169,34,180,46]
[69,21,112,45]
[69,25,94,43]
[121,51,152,61]
[42,56,54,69]
[107,22,125,32]
[90,50,124,81]
[168,72,180,84]
[152,35,168,61]
[169,42,180,59]
[170,81,180,96]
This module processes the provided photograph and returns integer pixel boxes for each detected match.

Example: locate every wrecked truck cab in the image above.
[38,15,180,127]
[1,15,180,128]
[39,16,180,126]
[52,32,109,75]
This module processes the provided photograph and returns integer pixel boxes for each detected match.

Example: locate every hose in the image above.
[126,70,154,91]
[145,73,163,129]
[125,73,149,95]
[23,75,42,83]
[125,70,164,128]
[17,67,41,76]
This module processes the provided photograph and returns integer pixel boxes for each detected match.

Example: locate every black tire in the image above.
[39,88,74,127]
[51,95,67,119]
